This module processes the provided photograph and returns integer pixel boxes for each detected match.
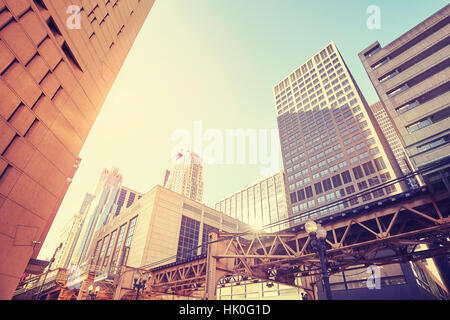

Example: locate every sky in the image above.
[38,0,448,259]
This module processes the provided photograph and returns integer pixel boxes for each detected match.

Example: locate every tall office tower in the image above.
[369,101,419,188]
[166,151,204,203]
[273,42,406,225]
[214,171,289,232]
[73,167,142,268]
[55,193,95,268]
[53,194,93,269]
[359,4,450,188]
[0,0,155,298]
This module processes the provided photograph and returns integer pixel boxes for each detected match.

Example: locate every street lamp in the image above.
[305,219,333,300]
[86,285,100,300]
[133,273,148,300]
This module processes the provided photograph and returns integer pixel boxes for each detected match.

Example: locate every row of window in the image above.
[92,215,138,270]
[289,157,387,205]
[274,45,335,95]
[279,91,359,153]
[276,51,342,114]
[291,171,396,218]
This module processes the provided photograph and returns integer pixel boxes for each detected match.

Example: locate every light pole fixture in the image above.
[305,219,333,300]
[133,273,148,300]
[86,284,100,300]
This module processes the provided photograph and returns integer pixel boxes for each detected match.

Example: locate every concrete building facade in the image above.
[214,171,290,232]
[273,42,405,225]
[0,0,155,299]
[359,5,450,186]
[67,185,248,299]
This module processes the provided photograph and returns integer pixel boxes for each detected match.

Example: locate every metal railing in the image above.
[14,268,67,297]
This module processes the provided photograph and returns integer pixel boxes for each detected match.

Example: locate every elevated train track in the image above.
[71,159,450,300]
[142,187,449,300]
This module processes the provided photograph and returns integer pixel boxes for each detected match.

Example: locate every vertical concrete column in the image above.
[300,274,317,300]
[204,232,218,300]
[113,266,135,300]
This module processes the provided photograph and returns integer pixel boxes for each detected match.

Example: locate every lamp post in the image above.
[133,273,148,300]
[86,285,100,300]
[305,219,333,300]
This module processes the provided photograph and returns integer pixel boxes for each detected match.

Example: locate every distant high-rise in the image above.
[273,42,406,224]
[359,4,450,187]
[54,193,94,269]
[369,101,419,189]
[0,0,155,299]
[74,168,142,267]
[165,151,204,203]
[214,171,289,232]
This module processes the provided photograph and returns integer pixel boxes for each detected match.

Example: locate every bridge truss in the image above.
[135,189,450,300]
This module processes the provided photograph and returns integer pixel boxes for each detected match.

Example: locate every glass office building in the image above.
[215,172,289,232]
[273,42,405,224]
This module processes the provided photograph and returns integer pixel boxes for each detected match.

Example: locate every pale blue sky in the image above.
[39,0,448,258]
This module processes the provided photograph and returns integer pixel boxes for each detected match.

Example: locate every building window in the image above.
[126,192,136,208]
[387,83,409,98]
[323,179,332,192]
[97,235,110,266]
[406,118,433,133]
[417,135,449,153]
[373,157,387,171]
[357,181,372,201]
[330,263,406,291]
[332,174,342,188]
[111,223,127,269]
[362,161,376,176]
[380,172,396,194]
[396,100,420,115]
[345,185,358,206]
[341,170,352,184]
[115,188,128,214]
[290,192,298,204]
[314,182,323,195]
[177,216,200,262]
[297,189,306,201]
[372,57,390,70]
[103,229,117,268]
[379,69,400,83]
[124,216,138,249]
[305,186,313,198]
[352,166,364,179]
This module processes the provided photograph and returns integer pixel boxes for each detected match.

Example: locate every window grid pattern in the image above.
[274,43,400,224]
[176,216,200,262]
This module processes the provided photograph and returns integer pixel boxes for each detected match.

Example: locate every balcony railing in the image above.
[14,268,68,297]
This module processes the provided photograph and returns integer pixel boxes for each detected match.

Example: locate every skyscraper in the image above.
[359,4,450,187]
[53,194,93,269]
[0,0,155,299]
[73,167,142,267]
[214,171,289,232]
[274,42,405,225]
[55,192,95,268]
[165,150,204,203]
